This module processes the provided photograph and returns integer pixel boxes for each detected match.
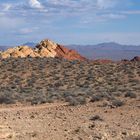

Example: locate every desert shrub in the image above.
[0,92,15,104]
[30,99,38,105]
[76,96,86,105]
[129,79,140,84]
[0,57,139,106]
[132,86,140,90]
[100,101,109,107]
[45,93,62,103]
[45,97,55,103]
[30,92,47,105]
[111,99,124,107]
[66,96,79,106]
[124,92,137,98]
[90,115,103,121]
[31,96,47,105]
[106,95,116,101]
[90,94,103,102]
[112,92,122,97]
[62,92,70,99]
[125,135,140,140]
[66,96,86,106]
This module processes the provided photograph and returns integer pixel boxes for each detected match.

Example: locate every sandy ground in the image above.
[0,99,140,140]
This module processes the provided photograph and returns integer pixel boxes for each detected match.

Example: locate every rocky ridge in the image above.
[0,39,140,62]
[0,39,86,61]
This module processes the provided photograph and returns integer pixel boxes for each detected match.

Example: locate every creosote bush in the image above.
[90,115,103,121]
[125,92,137,98]
[66,96,86,106]
[0,92,15,104]
[90,95,102,102]
[111,99,124,107]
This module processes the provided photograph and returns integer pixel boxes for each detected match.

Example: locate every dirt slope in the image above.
[0,100,140,140]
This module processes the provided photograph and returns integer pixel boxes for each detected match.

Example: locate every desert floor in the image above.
[0,99,140,140]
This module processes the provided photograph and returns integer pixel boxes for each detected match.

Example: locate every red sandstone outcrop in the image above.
[36,39,86,60]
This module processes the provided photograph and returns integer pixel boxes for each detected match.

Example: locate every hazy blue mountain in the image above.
[67,42,140,60]
[0,46,11,51]
[22,42,37,47]
[0,42,36,51]
[1,42,140,60]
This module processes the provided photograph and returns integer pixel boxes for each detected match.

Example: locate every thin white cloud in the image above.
[29,0,44,9]
[17,27,39,35]
[101,13,126,19]
[58,32,140,45]
[19,28,33,34]
[0,0,139,45]
[0,16,25,29]
[0,12,5,16]
[0,0,136,20]
[120,10,140,15]
[97,0,118,9]
[3,3,12,11]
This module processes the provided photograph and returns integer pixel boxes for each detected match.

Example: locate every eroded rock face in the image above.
[0,46,39,58]
[36,39,87,60]
[36,39,58,58]
[0,39,86,61]
[56,45,87,61]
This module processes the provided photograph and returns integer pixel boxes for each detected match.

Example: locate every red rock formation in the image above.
[55,44,86,61]
[35,39,86,61]
[0,39,87,61]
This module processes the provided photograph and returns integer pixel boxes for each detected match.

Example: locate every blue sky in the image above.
[0,0,140,45]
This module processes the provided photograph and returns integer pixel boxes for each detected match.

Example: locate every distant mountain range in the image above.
[67,42,140,60]
[0,42,140,60]
[0,46,12,51]
[0,42,36,51]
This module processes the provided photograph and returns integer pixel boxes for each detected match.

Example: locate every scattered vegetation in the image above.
[124,92,137,98]
[0,57,139,105]
[0,92,15,104]
[111,99,124,107]
[90,115,103,121]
